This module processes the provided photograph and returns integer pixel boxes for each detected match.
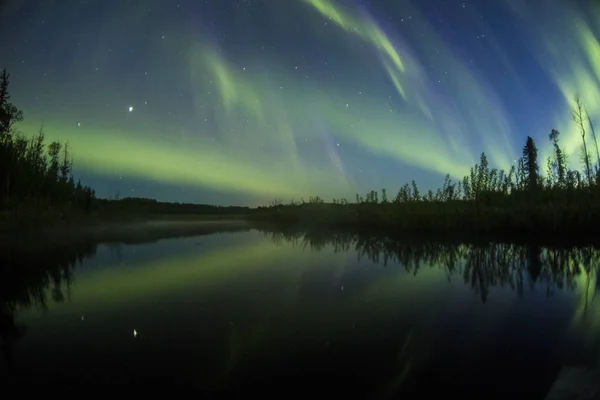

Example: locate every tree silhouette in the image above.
[0,68,96,216]
[522,136,539,192]
[549,129,566,187]
[586,108,600,181]
[6,65,600,236]
[571,94,593,187]
[0,69,23,140]
[254,93,600,236]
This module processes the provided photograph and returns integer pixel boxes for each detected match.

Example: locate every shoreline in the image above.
[4,205,600,248]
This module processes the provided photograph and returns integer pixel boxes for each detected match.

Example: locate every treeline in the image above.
[253,95,600,235]
[0,68,251,226]
[0,69,95,216]
[263,230,600,303]
[96,197,251,217]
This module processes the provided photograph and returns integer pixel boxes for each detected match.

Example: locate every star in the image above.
[4,0,596,208]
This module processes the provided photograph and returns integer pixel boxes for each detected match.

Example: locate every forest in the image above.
[3,64,600,236]
[253,95,600,236]
[0,68,249,227]
[95,197,251,217]
[0,69,95,226]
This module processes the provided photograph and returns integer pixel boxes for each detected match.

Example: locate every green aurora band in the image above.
[11,0,600,204]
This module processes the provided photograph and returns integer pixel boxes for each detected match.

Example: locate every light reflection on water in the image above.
[1,225,599,395]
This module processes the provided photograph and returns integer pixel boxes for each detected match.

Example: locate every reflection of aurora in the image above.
[8,229,600,390]
[8,0,600,204]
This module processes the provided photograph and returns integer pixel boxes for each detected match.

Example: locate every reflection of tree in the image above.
[0,239,96,373]
[0,223,250,374]
[107,243,124,264]
[263,230,599,303]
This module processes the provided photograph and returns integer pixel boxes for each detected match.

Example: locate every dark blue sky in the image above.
[0,0,598,205]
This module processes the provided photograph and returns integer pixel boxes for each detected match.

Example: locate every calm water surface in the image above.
[1,225,600,397]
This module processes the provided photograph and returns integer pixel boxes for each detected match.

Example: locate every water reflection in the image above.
[1,226,599,394]
[0,221,251,377]
[263,229,600,376]
[263,230,600,303]
[0,239,94,373]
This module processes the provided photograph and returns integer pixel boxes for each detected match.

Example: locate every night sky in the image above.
[0,0,599,206]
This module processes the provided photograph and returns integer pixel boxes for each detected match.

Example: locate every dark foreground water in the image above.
[1,223,600,397]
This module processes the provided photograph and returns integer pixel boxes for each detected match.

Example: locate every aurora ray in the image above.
[1,0,598,204]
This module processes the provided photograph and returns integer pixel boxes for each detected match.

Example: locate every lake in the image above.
[1,222,599,396]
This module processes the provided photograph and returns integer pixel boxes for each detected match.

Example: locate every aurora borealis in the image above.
[1,0,599,205]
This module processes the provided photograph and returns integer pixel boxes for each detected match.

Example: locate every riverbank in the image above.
[5,194,600,247]
[249,200,600,241]
[5,201,600,246]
